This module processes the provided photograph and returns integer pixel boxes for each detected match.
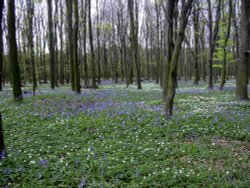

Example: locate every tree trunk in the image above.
[155,1,161,84]
[232,0,240,63]
[200,20,207,82]
[193,5,199,85]
[66,0,75,91]
[128,0,142,90]
[42,31,47,84]
[54,0,59,87]
[163,0,175,98]
[145,22,150,80]
[59,0,64,85]
[81,0,89,87]
[7,0,23,101]
[0,113,6,159]
[236,0,250,100]
[27,0,37,95]
[165,0,194,117]
[117,2,127,82]
[0,0,3,92]
[73,0,81,93]
[88,0,96,88]
[220,0,232,90]
[47,0,56,89]
[96,0,101,84]
[207,0,221,89]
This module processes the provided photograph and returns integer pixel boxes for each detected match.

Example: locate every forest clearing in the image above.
[0,81,250,187]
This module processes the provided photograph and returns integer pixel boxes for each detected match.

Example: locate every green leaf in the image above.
[213,64,223,68]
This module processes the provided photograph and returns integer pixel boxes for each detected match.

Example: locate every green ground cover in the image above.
[0,82,249,187]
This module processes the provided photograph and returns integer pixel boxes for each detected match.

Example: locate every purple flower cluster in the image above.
[38,159,48,168]
[79,101,115,113]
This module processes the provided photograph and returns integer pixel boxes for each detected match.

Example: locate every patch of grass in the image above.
[0,82,249,187]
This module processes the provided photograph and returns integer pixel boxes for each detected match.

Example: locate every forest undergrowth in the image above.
[0,81,249,187]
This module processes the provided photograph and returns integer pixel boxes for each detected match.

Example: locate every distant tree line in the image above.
[0,0,249,117]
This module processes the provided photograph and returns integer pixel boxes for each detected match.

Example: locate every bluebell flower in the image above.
[102,152,107,160]
[38,159,48,168]
[115,174,123,184]
[75,159,81,165]
[3,169,12,175]
[79,179,86,188]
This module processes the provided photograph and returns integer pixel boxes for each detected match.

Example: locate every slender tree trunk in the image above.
[0,113,6,159]
[54,0,59,87]
[128,0,142,90]
[88,0,96,88]
[103,41,109,80]
[163,1,175,98]
[134,0,141,89]
[73,0,81,93]
[34,15,43,85]
[155,1,161,84]
[42,32,47,84]
[207,0,222,89]
[159,21,164,86]
[220,0,232,90]
[207,0,213,88]
[193,5,199,85]
[66,0,75,91]
[59,0,64,85]
[200,20,206,82]
[123,40,129,85]
[96,0,101,84]
[0,0,3,91]
[81,0,89,87]
[145,23,150,80]
[184,47,187,81]
[232,0,240,78]
[236,0,250,100]
[7,0,23,101]
[117,3,126,82]
[40,18,47,84]
[165,0,194,117]
[27,0,37,95]
[65,42,70,84]
[47,0,56,89]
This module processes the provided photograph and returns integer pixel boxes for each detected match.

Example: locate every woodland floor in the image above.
[0,80,250,187]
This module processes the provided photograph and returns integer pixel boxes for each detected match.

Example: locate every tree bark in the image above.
[66,0,75,91]
[47,0,56,89]
[88,0,96,88]
[42,23,47,84]
[81,0,89,87]
[128,0,142,90]
[165,0,194,117]
[163,0,176,98]
[73,0,81,93]
[232,0,240,62]
[59,0,64,85]
[54,0,59,87]
[236,0,250,100]
[207,0,221,89]
[27,0,37,95]
[200,19,206,82]
[7,0,23,101]
[193,5,199,85]
[0,113,6,159]
[0,0,3,92]
[220,0,232,90]
[155,1,161,84]
[96,0,101,84]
